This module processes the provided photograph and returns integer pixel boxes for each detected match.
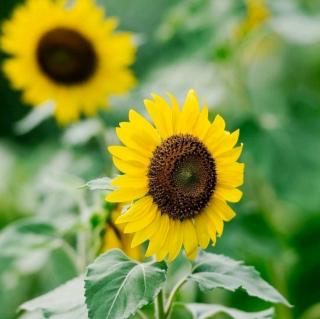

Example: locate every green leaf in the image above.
[20,276,88,319]
[85,177,115,191]
[14,101,54,135]
[85,249,167,319]
[188,252,291,307]
[170,302,274,319]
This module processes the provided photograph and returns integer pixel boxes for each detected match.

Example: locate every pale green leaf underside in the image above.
[20,276,88,319]
[85,249,167,319]
[189,252,291,307]
[85,177,115,191]
[170,303,274,319]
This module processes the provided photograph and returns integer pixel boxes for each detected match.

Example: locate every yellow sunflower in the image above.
[106,90,244,262]
[234,0,270,39]
[101,205,142,260]
[1,0,136,124]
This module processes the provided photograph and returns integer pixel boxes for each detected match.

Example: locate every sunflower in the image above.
[106,90,244,262]
[1,0,136,124]
[101,205,141,260]
[234,0,270,39]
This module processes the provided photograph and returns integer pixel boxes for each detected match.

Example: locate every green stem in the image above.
[155,289,166,319]
[137,309,148,319]
[165,277,187,317]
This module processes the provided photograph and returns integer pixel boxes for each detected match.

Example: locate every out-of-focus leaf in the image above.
[85,177,115,191]
[271,15,320,44]
[170,302,274,319]
[62,119,103,146]
[14,102,54,135]
[20,276,88,319]
[0,218,78,319]
[188,252,291,307]
[85,249,167,319]
[300,303,320,319]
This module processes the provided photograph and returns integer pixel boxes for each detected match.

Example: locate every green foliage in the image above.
[1,0,320,318]
[20,277,87,319]
[20,250,289,319]
[85,249,167,319]
[169,303,274,319]
[189,252,290,307]
[0,219,78,318]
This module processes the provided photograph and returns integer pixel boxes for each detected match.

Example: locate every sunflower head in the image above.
[106,90,244,262]
[101,205,142,261]
[1,0,136,124]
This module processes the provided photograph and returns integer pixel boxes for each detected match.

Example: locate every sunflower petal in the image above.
[215,186,243,203]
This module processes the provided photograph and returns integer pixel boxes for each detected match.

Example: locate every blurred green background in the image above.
[1,0,320,318]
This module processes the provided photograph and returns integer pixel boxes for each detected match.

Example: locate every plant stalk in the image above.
[155,289,166,319]
[165,277,187,317]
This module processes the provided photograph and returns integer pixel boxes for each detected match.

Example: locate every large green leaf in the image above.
[85,249,167,319]
[20,277,87,319]
[188,252,291,307]
[169,302,274,319]
[0,219,78,319]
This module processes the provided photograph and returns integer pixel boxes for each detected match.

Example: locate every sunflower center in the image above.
[148,134,216,221]
[36,27,97,85]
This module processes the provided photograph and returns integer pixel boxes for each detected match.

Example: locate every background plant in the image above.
[1,0,320,319]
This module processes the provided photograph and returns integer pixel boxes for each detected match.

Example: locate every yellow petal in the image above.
[108,145,150,166]
[155,218,174,261]
[215,144,243,164]
[145,214,170,257]
[217,171,244,188]
[111,175,148,189]
[167,92,181,134]
[115,126,154,157]
[212,198,236,221]
[106,187,147,203]
[175,89,200,133]
[211,129,240,156]
[144,95,173,138]
[208,211,224,237]
[204,210,217,245]
[194,213,210,249]
[116,196,153,224]
[128,109,161,145]
[101,226,122,252]
[112,156,147,175]
[124,206,157,233]
[182,219,198,256]
[167,220,183,262]
[215,186,243,203]
[217,162,245,176]
[192,105,211,140]
[131,208,161,247]
[204,114,226,143]
[186,248,198,260]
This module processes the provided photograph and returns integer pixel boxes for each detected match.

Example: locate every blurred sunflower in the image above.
[234,0,270,38]
[106,90,244,262]
[1,0,136,124]
[101,205,141,260]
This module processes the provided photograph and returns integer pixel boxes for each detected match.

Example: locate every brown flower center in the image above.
[36,27,97,85]
[148,134,216,220]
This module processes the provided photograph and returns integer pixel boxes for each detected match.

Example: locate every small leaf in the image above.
[63,119,103,146]
[20,276,88,319]
[170,303,274,319]
[85,249,167,319]
[188,251,291,307]
[14,101,54,135]
[85,177,115,191]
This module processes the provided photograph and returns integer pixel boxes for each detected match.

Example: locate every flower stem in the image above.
[155,289,166,319]
[137,309,148,319]
[165,277,187,317]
